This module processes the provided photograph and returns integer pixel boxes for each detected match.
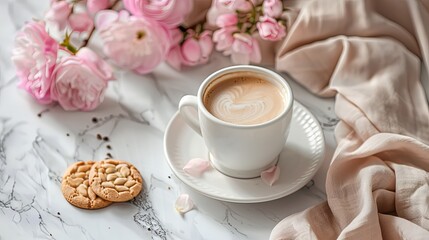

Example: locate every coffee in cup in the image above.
[203,72,286,125]
[179,65,294,179]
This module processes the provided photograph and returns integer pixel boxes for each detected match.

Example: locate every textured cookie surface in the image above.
[89,159,143,202]
[61,161,112,209]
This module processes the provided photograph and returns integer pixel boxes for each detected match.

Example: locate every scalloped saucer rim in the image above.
[163,101,325,203]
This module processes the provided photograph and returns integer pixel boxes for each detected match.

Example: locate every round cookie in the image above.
[61,161,112,209]
[89,159,143,202]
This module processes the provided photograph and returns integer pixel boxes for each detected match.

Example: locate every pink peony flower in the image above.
[167,31,214,69]
[165,28,184,69]
[166,46,182,70]
[123,0,193,27]
[50,48,113,111]
[212,26,237,54]
[87,0,110,15]
[263,0,283,18]
[183,31,214,66]
[208,0,264,25]
[216,13,238,28]
[95,10,171,74]
[230,33,261,64]
[169,28,184,46]
[45,0,72,30]
[69,12,94,33]
[207,2,233,25]
[12,21,58,104]
[257,16,286,41]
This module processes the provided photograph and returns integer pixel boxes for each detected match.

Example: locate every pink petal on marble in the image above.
[175,194,194,214]
[183,158,211,177]
[261,166,280,186]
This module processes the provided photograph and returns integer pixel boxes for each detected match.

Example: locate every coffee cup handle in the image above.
[179,95,202,136]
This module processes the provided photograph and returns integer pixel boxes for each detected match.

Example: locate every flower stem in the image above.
[110,0,121,9]
[79,27,95,49]
[60,31,78,54]
[78,0,121,50]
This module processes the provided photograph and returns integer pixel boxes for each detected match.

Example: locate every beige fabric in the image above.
[270,0,429,239]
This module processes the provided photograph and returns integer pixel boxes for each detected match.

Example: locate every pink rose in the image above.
[166,28,185,70]
[207,1,233,26]
[87,0,110,15]
[263,0,283,18]
[123,0,193,27]
[208,0,253,25]
[166,45,182,70]
[69,12,94,33]
[51,48,113,111]
[45,0,72,30]
[181,31,213,66]
[213,26,238,54]
[181,30,213,66]
[257,16,286,41]
[167,31,214,69]
[12,21,58,104]
[230,33,261,64]
[95,10,171,74]
[216,13,238,28]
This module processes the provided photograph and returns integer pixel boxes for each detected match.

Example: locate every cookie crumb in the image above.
[97,134,102,140]
[92,117,98,123]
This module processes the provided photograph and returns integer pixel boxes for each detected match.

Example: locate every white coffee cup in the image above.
[179,65,294,179]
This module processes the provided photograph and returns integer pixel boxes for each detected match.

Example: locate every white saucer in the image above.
[163,101,325,203]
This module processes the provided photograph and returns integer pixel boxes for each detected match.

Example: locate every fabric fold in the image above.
[270,0,429,239]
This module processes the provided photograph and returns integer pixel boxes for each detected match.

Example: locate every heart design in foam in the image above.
[204,76,285,125]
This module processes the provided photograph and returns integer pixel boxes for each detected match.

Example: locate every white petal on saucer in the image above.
[261,166,280,186]
[175,194,194,214]
[183,158,211,177]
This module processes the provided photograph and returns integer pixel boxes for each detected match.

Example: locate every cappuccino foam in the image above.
[204,73,285,125]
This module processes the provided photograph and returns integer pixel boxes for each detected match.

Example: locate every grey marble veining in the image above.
[0,1,338,239]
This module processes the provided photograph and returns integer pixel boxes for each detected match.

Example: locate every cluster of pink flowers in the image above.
[11,21,113,111]
[210,0,286,64]
[12,0,287,111]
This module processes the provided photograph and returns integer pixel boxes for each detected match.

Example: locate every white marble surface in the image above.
[0,0,339,239]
